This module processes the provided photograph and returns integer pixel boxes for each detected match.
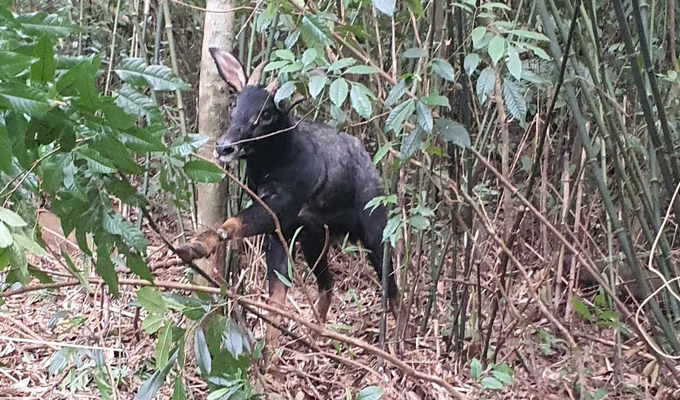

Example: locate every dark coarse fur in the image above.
[209,48,398,320]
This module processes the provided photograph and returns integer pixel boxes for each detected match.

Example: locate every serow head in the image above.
[209,48,282,163]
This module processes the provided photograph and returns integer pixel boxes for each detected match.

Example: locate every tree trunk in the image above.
[196,0,235,282]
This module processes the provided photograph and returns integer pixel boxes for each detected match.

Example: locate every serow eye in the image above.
[260,110,273,123]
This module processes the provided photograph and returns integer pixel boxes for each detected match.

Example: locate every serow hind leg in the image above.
[299,227,334,323]
[264,235,289,348]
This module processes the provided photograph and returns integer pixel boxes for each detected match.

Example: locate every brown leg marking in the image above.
[265,279,288,347]
[219,217,244,240]
[316,288,333,323]
[176,230,221,262]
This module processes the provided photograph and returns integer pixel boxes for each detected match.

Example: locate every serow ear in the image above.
[209,48,246,92]
[265,79,279,94]
[246,62,265,87]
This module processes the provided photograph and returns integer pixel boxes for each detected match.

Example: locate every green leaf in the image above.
[373,141,392,165]
[0,50,37,79]
[0,208,27,227]
[385,79,407,107]
[62,249,89,290]
[16,12,73,36]
[137,287,168,315]
[308,75,326,99]
[0,122,10,174]
[344,65,378,75]
[95,242,119,297]
[172,377,187,400]
[329,77,349,107]
[400,128,422,159]
[224,319,247,359]
[274,81,296,105]
[350,82,372,119]
[76,147,117,174]
[141,313,165,334]
[506,46,522,81]
[464,53,479,76]
[372,0,396,15]
[117,126,168,153]
[436,118,470,148]
[521,42,550,60]
[183,160,225,183]
[301,48,318,68]
[156,323,172,370]
[356,385,384,400]
[409,215,429,230]
[115,58,190,92]
[420,94,450,108]
[476,66,494,103]
[488,35,505,65]
[415,101,433,132]
[385,99,415,134]
[262,60,290,72]
[13,233,47,257]
[92,134,142,174]
[402,48,427,59]
[471,26,487,49]
[502,79,526,121]
[492,370,512,386]
[300,15,333,47]
[0,222,12,248]
[30,35,55,84]
[328,58,356,73]
[127,252,153,282]
[274,49,295,61]
[571,298,593,321]
[274,269,292,287]
[481,376,503,390]
[480,2,512,10]
[430,58,455,81]
[113,84,154,116]
[134,349,177,400]
[0,82,49,116]
[194,328,212,375]
[470,358,482,379]
[509,29,549,42]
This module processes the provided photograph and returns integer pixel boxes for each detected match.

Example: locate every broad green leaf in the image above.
[224,318,246,359]
[385,79,407,106]
[194,328,212,375]
[134,349,177,400]
[402,48,427,58]
[480,2,512,10]
[344,65,378,75]
[262,60,290,72]
[127,252,153,282]
[301,48,318,68]
[0,82,49,116]
[415,101,433,132]
[137,287,168,315]
[329,77,349,107]
[373,141,392,165]
[430,58,455,81]
[13,233,47,257]
[476,66,494,103]
[117,126,168,153]
[141,313,165,334]
[409,215,429,230]
[571,298,593,321]
[356,385,384,400]
[300,15,333,47]
[502,79,526,121]
[470,358,482,379]
[488,35,505,65]
[328,58,356,73]
[400,128,422,159]
[104,176,148,208]
[0,222,12,248]
[464,53,479,76]
[172,377,187,400]
[509,29,549,42]
[274,81,296,105]
[471,26,487,49]
[385,99,415,134]
[420,94,450,108]
[0,50,36,79]
[372,0,396,15]
[308,75,326,98]
[521,42,551,60]
[95,242,119,296]
[280,61,302,74]
[0,208,26,227]
[114,84,154,116]
[156,324,172,370]
[115,58,190,92]
[0,119,10,174]
[76,147,117,174]
[492,370,513,386]
[481,376,503,390]
[16,12,73,36]
[92,134,142,174]
[183,160,225,183]
[436,118,470,148]
[506,46,522,80]
[30,35,55,84]
[350,82,372,119]
[274,49,295,61]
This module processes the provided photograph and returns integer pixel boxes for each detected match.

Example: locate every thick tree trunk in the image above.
[196,0,235,281]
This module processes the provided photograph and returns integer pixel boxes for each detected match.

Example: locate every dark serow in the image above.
[177,48,400,326]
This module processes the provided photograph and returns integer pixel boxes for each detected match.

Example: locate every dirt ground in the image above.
[0,217,676,399]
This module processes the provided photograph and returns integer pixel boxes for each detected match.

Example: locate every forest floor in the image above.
[0,212,675,399]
